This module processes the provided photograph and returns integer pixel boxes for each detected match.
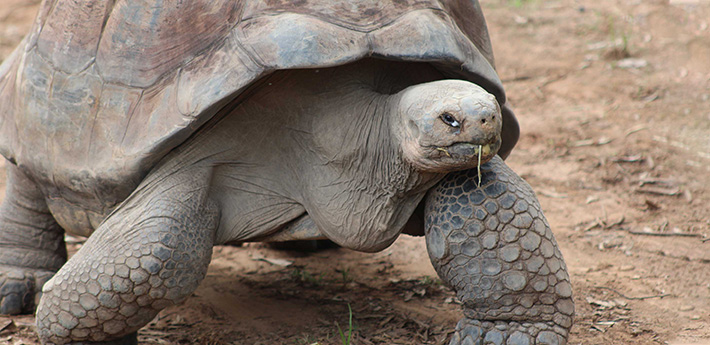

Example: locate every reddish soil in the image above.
[1,0,709,344]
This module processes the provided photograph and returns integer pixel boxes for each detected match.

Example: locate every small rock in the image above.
[630,328,645,336]
[679,305,695,312]
[617,58,648,69]
[619,265,635,272]
[513,15,529,25]
[588,41,610,50]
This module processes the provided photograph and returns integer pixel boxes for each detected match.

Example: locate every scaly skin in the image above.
[0,163,66,315]
[35,167,219,345]
[425,156,574,345]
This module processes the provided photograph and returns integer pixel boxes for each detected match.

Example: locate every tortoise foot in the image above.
[0,265,54,314]
[449,319,566,345]
[68,333,137,345]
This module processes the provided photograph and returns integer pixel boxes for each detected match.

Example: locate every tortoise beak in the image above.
[441,138,501,163]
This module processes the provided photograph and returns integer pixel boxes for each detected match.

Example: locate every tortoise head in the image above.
[394,80,503,173]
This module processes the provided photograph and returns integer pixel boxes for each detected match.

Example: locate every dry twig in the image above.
[594,286,669,300]
[627,231,701,238]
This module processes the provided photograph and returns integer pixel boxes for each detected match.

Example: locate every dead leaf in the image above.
[644,199,661,211]
[635,185,681,196]
[612,154,643,163]
[538,189,568,198]
[573,137,613,147]
[378,315,395,328]
[251,254,293,267]
[586,297,616,309]
[0,320,16,335]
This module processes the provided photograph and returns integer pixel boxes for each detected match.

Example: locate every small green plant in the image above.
[508,0,534,8]
[420,275,442,287]
[336,268,352,285]
[604,15,631,60]
[336,304,354,345]
[290,267,323,286]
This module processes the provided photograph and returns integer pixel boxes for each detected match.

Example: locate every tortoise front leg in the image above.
[425,156,574,345]
[35,168,219,344]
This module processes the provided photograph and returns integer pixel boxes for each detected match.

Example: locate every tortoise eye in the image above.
[440,113,460,128]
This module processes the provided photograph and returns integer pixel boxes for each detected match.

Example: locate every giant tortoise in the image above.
[0,0,574,344]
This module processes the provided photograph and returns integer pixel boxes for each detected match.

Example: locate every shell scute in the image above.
[119,74,183,159]
[370,10,465,62]
[242,0,442,32]
[36,0,112,74]
[238,13,368,70]
[176,31,262,117]
[96,0,241,88]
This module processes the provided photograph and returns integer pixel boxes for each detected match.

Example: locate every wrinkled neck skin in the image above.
[304,88,442,252]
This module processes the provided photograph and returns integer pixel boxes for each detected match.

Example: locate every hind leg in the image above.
[0,162,66,315]
[35,168,219,344]
[425,156,574,345]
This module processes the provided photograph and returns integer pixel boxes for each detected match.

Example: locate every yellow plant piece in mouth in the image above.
[436,144,486,185]
[477,144,482,186]
[436,147,451,157]
[480,144,491,157]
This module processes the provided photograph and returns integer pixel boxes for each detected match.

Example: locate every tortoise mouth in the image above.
[432,137,501,164]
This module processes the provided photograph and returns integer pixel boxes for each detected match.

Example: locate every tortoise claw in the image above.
[449,319,566,345]
[66,332,137,345]
[0,265,55,315]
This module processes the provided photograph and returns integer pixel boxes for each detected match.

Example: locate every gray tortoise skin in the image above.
[427,158,574,344]
[0,0,574,344]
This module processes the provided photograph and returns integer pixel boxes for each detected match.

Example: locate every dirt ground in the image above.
[1,0,709,344]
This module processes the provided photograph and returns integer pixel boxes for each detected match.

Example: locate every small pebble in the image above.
[619,265,635,272]
[617,58,648,69]
[679,305,695,312]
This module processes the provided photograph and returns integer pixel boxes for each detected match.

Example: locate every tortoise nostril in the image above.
[481,118,486,125]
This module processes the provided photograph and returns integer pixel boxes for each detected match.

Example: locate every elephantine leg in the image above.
[35,168,219,344]
[425,156,574,345]
[0,162,66,315]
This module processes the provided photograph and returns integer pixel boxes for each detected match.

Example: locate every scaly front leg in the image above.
[35,167,219,344]
[425,156,574,345]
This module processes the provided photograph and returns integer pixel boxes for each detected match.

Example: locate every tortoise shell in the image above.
[0,0,518,217]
